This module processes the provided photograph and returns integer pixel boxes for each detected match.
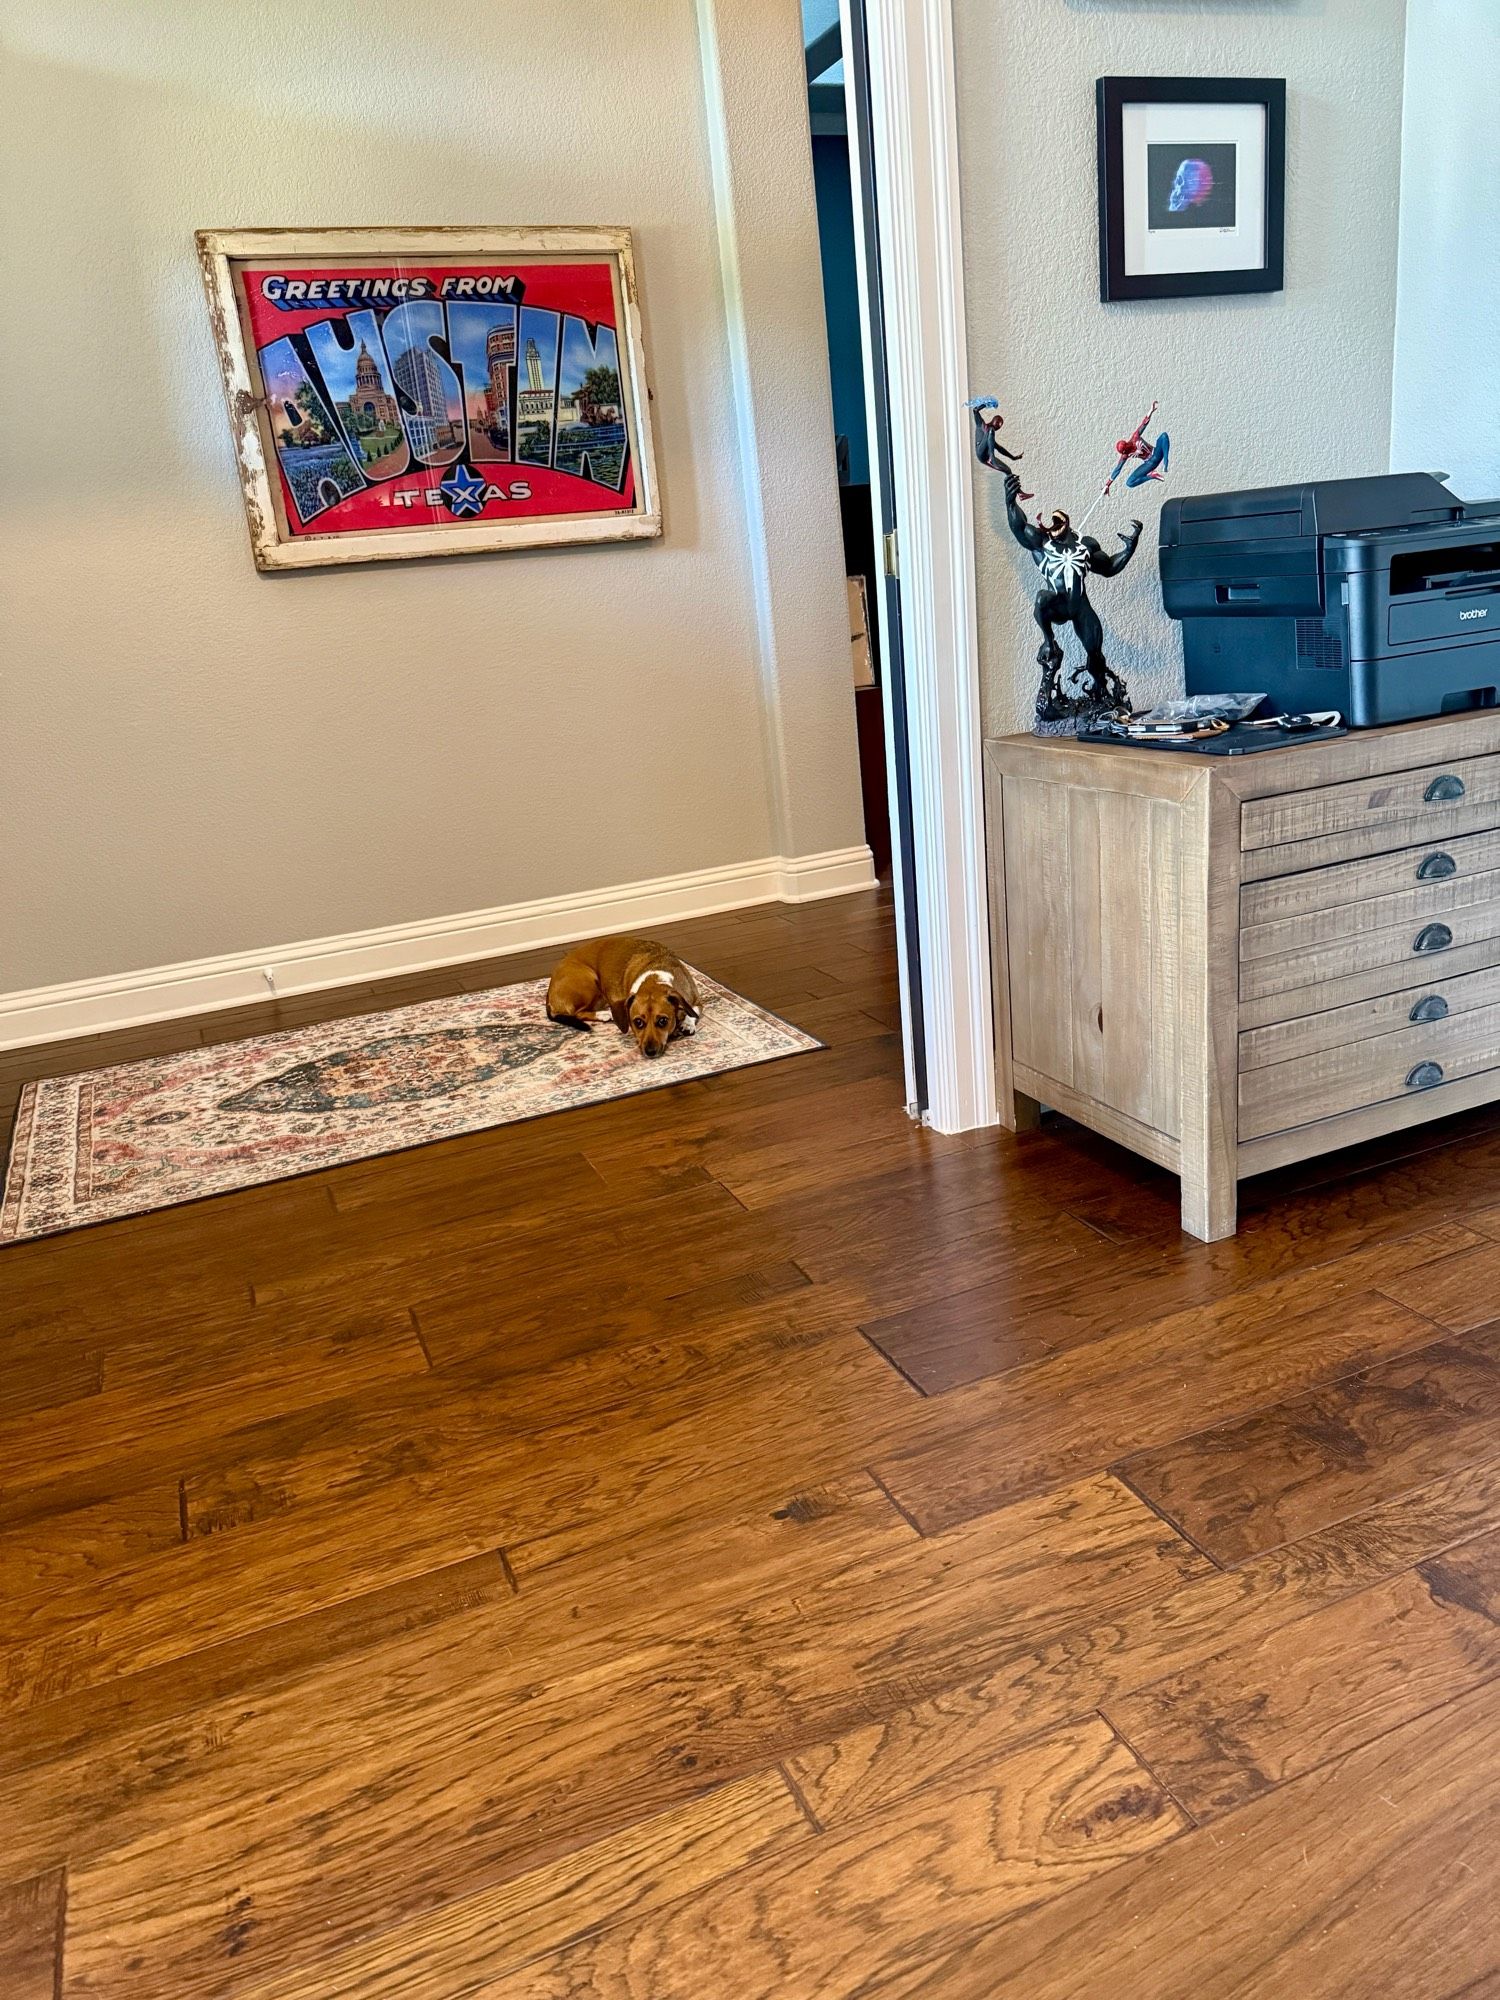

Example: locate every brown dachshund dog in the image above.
[546,935,703,1060]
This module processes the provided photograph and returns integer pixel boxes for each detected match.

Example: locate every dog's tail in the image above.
[546,1010,594,1033]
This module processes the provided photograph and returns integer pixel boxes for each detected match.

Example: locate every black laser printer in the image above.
[1159,472,1500,727]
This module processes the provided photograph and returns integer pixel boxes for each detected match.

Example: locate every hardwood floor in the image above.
[1,885,1497,1997]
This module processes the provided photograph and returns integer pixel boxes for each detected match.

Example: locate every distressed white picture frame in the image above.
[196,226,662,571]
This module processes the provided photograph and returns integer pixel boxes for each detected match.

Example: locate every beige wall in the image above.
[955,0,1408,732]
[0,0,865,992]
[1392,0,1500,497]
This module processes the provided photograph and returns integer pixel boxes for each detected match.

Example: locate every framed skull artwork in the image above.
[1096,78,1286,302]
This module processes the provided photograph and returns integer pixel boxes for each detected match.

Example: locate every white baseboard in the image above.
[0,845,877,1053]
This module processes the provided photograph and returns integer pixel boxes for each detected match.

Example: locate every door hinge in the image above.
[883,529,900,581]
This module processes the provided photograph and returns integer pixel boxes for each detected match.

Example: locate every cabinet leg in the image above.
[999,1085,1043,1134]
[1180,1162,1237,1242]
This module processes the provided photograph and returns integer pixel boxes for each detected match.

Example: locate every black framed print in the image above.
[1097,77,1286,302]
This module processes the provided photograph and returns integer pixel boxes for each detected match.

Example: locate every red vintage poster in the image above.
[199,229,659,569]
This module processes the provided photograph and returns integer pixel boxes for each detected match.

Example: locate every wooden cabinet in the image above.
[986,714,1500,1241]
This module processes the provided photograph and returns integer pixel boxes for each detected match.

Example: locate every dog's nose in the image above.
[644,1044,661,1058]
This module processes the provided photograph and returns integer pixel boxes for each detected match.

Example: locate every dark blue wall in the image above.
[811,134,870,488]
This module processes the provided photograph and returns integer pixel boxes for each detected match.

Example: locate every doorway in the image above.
[806,51,886,877]
[804,0,927,1115]
[818,0,995,1137]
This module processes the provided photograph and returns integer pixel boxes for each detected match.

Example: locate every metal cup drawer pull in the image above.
[1416,850,1457,880]
[1412,922,1454,953]
[1423,773,1466,802]
[1405,1061,1446,1091]
[1409,993,1450,1023]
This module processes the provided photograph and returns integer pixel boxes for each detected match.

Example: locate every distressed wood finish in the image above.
[1239,790,1500,881]
[988,715,1500,1235]
[1180,768,1242,1242]
[3,885,1500,1996]
[1240,747,1500,851]
[1101,1562,1500,1823]
[484,1720,1186,2000]
[869,1685,1500,2000]
[1239,960,1500,1069]
[1239,926,1500,1029]
[0,1869,64,2000]
[1240,862,1500,961]
[221,1775,814,2000]
[1239,996,1500,1138]
[1237,1061,1500,1176]
[1239,894,1500,1004]
[1240,820,1500,924]
[997,765,1182,1142]
[1120,1322,1500,1564]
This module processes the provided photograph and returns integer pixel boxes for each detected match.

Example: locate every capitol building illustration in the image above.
[341,341,400,431]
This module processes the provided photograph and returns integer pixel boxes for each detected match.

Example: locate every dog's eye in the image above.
[656,1015,669,1029]
[632,1017,645,1031]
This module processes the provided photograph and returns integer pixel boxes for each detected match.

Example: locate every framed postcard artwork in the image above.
[1096,78,1286,302]
[197,226,661,570]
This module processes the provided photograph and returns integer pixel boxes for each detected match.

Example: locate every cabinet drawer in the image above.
[1240,932,1500,1029]
[1241,863,1500,962]
[1241,824,1500,926]
[1240,896,1500,1009]
[1239,997,1500,1140]
[1241,796,1500,885]
[1241,752,1500,854]
[1239,961,1500,1069]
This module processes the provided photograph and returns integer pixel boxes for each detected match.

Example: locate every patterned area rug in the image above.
[0,973,820,1244]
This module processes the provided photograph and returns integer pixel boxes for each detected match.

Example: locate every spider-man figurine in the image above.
[966,398,1032,499]
[1105,401,1171,494]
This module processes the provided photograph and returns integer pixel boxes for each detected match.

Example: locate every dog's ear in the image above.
[670,991,701,1035]
[609,997,632,1034]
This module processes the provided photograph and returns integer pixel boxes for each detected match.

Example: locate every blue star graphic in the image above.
[439,463,488,518]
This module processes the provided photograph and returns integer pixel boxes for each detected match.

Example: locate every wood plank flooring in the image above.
[1,885,1498,1997]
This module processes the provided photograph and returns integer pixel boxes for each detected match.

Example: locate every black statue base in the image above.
[1031,644,1131,738]
[1033,708,1088,738]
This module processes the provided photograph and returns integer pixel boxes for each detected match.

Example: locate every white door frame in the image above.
[845,0,997,1134]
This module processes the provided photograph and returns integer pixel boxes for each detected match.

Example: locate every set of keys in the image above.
[1108,706,1342,743]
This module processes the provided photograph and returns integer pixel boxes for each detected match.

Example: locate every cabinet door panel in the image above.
[1003,777,1181,1137]
[1002,775,1075,1091]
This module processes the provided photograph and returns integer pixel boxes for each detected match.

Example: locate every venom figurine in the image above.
[1001,469,1142,730]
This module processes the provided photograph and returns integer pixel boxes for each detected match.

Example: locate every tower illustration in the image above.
[485,322,515,426]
